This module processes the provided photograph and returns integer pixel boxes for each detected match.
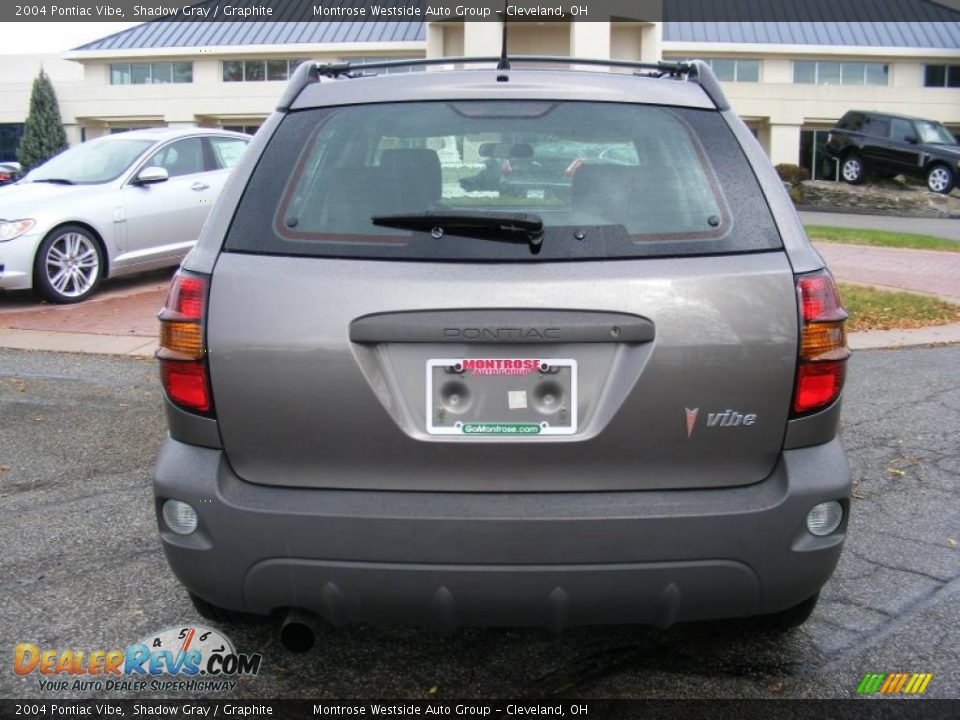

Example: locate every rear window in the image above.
[225,101,782,261]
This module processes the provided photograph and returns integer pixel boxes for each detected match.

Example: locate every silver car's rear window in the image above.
[225,101,782,261]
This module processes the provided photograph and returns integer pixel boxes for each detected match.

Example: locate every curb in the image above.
[1,324,959,358]
[846,322,960,351]
[0,328,157,357]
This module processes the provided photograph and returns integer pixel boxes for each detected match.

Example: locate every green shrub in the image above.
[775,163,811,187]
[17,69,68,171]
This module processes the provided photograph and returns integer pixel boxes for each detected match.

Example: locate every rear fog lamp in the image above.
[806,501,844,537]
[162,499,198,535]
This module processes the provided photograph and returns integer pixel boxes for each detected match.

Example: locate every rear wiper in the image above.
[371,211,545,251]
[32,178,74,185]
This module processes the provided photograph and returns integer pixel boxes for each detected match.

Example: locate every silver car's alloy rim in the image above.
[45,232,100,298]
[842,158,861,181]
[928,167,951,193]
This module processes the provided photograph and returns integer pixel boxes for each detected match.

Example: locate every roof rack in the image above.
[277,56,729,112]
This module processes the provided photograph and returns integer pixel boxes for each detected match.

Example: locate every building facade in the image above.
[1,17,959,180]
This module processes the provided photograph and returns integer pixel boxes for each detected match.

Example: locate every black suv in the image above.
[826,110,959,194]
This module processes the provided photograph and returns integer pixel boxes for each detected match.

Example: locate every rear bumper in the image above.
[154,438,850,629]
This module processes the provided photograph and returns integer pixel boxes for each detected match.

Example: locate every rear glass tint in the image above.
[225,101,782,261]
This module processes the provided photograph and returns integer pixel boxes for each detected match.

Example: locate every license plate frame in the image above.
[425,358,578,436]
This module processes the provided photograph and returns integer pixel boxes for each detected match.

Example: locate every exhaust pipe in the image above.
[280,608,320,653]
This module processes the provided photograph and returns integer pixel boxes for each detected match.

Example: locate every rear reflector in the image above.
[160,361,211,413]
[794,360,846,414]
[158,271,212,416]
[792,270,850,416]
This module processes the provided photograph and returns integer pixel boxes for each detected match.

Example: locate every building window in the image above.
[924,64,960,88]
[793,61,888,86]
[680,58,760,82]
[223,124,261,135]
[800,130,839,181]
[110,62,193,85]
[0,123,25,162]
[339,57,424,74]
[222,59,306,82]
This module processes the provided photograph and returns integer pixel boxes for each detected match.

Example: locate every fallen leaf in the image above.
[427,685,438,696]
[0,464,10,473]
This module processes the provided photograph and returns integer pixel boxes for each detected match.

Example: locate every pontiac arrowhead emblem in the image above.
[685,407,699,439]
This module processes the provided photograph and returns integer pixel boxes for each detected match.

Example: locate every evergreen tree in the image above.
[17,69,68,171]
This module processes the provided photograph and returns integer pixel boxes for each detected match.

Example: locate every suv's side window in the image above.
[889,119,916,144]
[145,137,206,178]
[864,115,890,139]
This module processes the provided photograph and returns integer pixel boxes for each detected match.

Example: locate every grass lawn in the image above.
[839,283,960,331]
[805,225,960,253]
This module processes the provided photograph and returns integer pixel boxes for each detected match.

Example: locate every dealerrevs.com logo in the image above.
[14,625,261,693]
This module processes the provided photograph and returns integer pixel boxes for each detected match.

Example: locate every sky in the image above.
[0,23,142,54]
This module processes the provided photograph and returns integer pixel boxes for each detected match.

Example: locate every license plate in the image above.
[426,358,577,436]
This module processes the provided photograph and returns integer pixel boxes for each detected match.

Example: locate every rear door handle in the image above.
[191,182,209,191]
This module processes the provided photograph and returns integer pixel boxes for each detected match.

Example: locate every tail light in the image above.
[157,271,212,415]
[792,269,850,415]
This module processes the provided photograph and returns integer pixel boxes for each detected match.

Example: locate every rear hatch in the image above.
[207,98,797,492]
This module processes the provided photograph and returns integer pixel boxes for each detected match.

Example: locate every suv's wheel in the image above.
[189,593,270,625]
[926,164,955,194]
[840,154,866,185]
[33,225,104,303]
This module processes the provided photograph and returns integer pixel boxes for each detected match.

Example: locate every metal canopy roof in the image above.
[74,0,960,52]
[74,20,426,51]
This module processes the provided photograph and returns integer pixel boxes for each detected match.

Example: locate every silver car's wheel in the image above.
[841,155,865,185]
[34,226,104,303]
[926,165,954,194]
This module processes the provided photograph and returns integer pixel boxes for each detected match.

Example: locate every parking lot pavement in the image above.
[0,346,958,700]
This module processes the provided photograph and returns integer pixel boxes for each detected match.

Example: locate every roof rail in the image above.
[277,55,730,112]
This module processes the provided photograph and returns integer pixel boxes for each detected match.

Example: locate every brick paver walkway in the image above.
[815,243,960,303]
[0,269,172,337]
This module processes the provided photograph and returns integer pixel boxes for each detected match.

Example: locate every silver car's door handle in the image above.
[191,182,210,191]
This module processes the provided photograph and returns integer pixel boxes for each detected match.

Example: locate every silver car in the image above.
[154,59,851,650]
[0,128,249,303]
